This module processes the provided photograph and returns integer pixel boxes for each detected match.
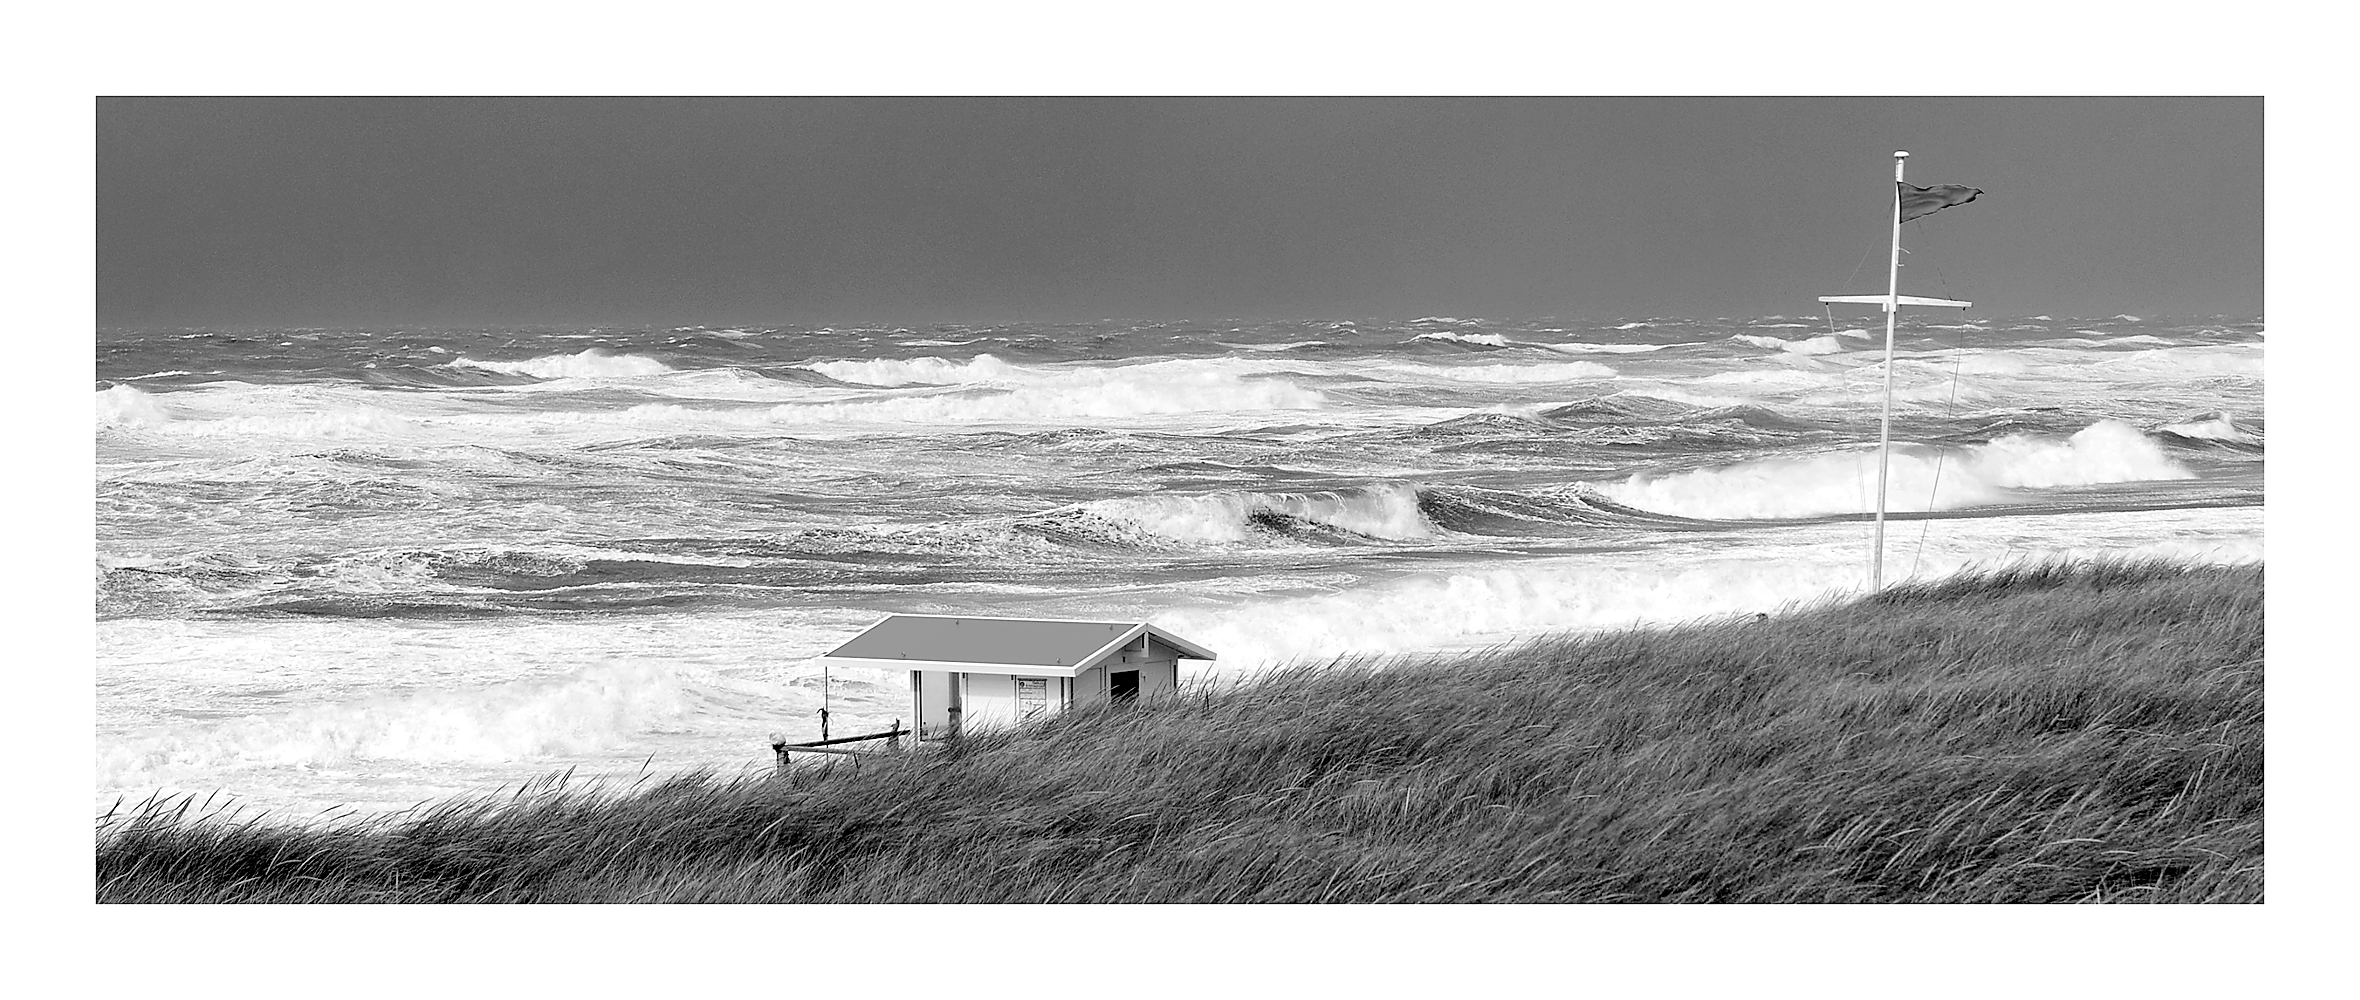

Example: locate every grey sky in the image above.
[97,97,2260,326]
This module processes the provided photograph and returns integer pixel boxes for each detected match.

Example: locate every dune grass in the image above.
[96,558,2263,903]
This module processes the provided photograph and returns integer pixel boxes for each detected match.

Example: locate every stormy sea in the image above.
[96,315,2264,816]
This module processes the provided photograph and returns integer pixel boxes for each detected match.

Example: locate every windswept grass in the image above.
[97,558,2263,903]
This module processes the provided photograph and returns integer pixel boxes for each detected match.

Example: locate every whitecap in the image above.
[451,349,672,379]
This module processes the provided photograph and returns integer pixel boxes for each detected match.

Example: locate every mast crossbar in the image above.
[1817,294,1972,310]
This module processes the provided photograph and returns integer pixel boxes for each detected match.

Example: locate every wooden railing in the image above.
[770,721,907,770]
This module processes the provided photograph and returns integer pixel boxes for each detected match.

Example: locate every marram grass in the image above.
[97,558,2262,903]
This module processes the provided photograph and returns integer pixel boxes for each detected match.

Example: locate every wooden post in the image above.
[889,719,903,752]
[819,705,831,742]
[771,735,789,772]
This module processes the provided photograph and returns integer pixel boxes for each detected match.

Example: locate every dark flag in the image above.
[1899,183,1983,223]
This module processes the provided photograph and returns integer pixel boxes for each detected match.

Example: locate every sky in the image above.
[97,97,2261,327]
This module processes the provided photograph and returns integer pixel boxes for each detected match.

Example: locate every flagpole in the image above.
[1873,151,1908,591]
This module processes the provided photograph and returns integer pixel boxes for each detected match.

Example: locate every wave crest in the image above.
[2157,413,2262,445]
[1392,361,1617,383]
[763,372,1323,425]
[451,350,673,379]
[1538,341,1668,355]
[1732,334,1845,355]
[97,384,173,426]
[807,354,1030,386]
[1035,483,1438,547]
[1592,420,2193,519]
[1411,331,1511,347]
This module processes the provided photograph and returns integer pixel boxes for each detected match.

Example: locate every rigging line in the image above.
[1915,217,1961,301]
[1840,239,1878,292]
[1836,228,1884,589]
[1857,339,1879,588]
[1863,445,1879,588]
[1921,253,1955,299]
[1911,319,1970,580]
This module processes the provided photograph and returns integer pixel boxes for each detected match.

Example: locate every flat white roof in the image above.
[820,614,1217,676]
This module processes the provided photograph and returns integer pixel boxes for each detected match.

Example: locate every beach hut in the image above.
[819,615,1218,741]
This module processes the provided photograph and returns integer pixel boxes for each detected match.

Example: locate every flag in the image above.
[1899,183,1982,223]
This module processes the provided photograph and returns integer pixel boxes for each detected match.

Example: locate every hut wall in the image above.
[963,672,1018,727]
[1073,664,1107,708]
[1146,659,1178,698]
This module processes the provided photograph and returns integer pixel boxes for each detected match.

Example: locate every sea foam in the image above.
[98,661,710,786]
[1159,509,2261,670]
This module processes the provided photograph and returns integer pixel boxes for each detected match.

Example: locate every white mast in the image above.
[1872,151,1907,592]
[1819,150,1970,591]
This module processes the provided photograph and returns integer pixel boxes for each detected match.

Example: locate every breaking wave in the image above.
[756,373,1324,425]
[97,384,174,426]
[451,350,673,379]
[2157,413,2263,446]
[1391,361,1618,383]
[1028,483,1440,547]
[1732,334,1845,355]
[1217,340,1328,352]
[1411,331,1512,347]
[1538,342,1670,355]
[1591,420,2194,519]
[2091,345,2263,379]
[1017,482,1701,551]
[96,368,1326,441]
[807,354,1032,386]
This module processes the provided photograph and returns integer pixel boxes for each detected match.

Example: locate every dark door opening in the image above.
[1110,669,1140,703]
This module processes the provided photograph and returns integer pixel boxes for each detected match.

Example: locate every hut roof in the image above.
[820,615,1217,676]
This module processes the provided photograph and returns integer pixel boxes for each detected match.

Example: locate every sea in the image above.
[96,315,2264,817]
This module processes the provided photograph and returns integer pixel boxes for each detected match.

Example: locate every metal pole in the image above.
[1874,151,1908,591]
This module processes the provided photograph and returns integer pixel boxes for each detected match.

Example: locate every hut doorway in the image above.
[1110,669,1140,702]
[946,671,964,732]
